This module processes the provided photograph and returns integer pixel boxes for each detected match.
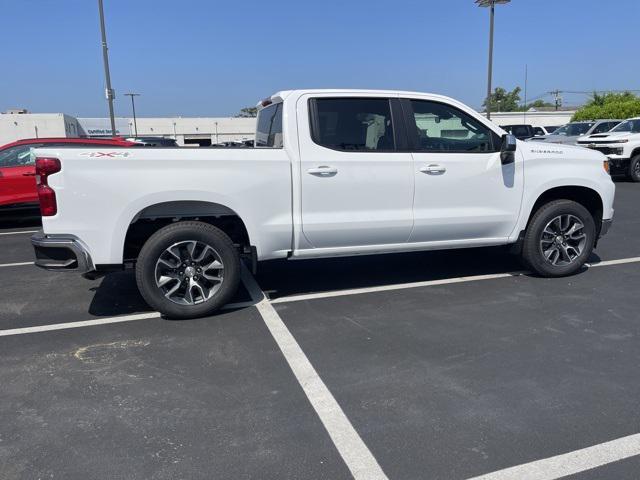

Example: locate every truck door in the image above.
[0,144,40,207]
[298,95,414,248]
[402,98,523,243]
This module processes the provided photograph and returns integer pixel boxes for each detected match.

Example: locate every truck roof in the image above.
[259,89,464,110]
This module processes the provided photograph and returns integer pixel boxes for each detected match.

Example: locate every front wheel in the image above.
[521,200,596,277]
[135,221,240,319]
[629,155,640,182]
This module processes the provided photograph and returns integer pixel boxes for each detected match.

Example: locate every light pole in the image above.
[125,93,140,137]
[475,0,510,120]
[97,0,116,136]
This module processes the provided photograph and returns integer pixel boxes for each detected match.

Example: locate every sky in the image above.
[1,0,638,118]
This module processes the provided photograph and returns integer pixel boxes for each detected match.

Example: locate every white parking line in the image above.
[241,266,389,480]
[0,312,161,337]
[0,230,38,236]
[0,300,256,337]
[271,255,640,304]
[270,271,524,304]
[0,261,34,268]
[467,433,640,480]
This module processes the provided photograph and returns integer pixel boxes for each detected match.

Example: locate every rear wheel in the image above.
[629,154,640,182]
[136,221,240,319]
[521,200,596,277]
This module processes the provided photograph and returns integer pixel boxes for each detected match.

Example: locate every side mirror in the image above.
[500,134,517,165]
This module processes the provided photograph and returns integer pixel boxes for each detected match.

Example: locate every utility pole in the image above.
[98,0,116,136]
[549,89,562,111]
[523,64,528,123]
[124,93,140,137]
[475,1,511,120]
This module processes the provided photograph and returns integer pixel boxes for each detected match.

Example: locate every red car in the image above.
[0,137,136,212]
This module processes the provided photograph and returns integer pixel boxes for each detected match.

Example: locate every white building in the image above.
[0,113,81,145]
[482,110,574,128]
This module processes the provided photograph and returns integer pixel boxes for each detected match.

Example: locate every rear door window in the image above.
[255,103,283,148]
[310,98,396,151]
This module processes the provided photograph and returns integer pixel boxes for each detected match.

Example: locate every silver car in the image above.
[526,119,621,145]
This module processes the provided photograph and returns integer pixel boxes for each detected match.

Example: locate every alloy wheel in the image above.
[154,240,224,305]
[539,214,587,266]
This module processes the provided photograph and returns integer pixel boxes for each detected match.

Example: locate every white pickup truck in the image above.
[576,117,640,182]
[31,89,615,318]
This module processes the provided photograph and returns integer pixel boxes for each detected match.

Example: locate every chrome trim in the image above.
[31,232,95,273]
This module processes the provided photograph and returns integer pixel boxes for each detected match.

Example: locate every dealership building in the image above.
[0,109,574,146]
[0,112,256,146]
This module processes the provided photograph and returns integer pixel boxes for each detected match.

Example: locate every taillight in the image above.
[35,157,61,216]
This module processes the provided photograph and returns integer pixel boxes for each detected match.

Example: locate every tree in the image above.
[572,92,640,121]
[235,107,258,118]
[483,86,521,112]
[524,99,555,110]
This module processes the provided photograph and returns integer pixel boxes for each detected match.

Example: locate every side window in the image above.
[0,145,38,167]
[534,127,544,136]
[255,103,283,148]
[408,100,496,153]
[592,122,612,134]
[311,98,395,151]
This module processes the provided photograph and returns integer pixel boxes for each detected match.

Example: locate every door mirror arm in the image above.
[500,134,517,165]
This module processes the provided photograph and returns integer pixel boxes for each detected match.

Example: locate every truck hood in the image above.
[523,140,606,161]
[577,131,637,143]
[526,134,579,145]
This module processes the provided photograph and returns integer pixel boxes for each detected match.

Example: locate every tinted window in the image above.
[553,123,594,136]
[255,103,283,148]
[611,119,640,133]
[534,127,545,136]
[312,98,395,151]
[0,144,41,167]
[592,122,615,134]
[408,100,495,152]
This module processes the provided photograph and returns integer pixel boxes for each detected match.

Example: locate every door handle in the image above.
[307,166,338,176]
[420,164,446,175]
[22,172,37,177]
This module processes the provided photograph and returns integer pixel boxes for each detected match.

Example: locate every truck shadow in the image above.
[87,246,601,317]
[257,246,600,301]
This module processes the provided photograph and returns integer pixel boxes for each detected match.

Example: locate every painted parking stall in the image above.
[0,182,639,478]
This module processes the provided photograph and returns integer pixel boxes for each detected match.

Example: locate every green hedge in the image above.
[572,93,640,121]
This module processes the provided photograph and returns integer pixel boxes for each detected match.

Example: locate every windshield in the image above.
[611,119,640,133]
[551,122,594,136]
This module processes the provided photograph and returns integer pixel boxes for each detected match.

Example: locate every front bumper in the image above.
[607,157,630,175]
[31,232,95,273]
[600,219,613,238]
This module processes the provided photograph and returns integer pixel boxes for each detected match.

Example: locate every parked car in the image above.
[502,124,536,140]
[126,136,178,147]
[0,137,136,212]
[30,89,614,318]
[576,117,640,181]
[528,120,621,145]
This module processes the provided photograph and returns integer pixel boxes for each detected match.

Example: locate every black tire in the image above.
[135,221,240,319]
[521,199,596,277]
[629,155,640,182]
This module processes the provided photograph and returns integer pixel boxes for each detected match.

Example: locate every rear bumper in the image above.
[31,232,95,273]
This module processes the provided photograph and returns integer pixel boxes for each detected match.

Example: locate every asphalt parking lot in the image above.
[1,183,639,480]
